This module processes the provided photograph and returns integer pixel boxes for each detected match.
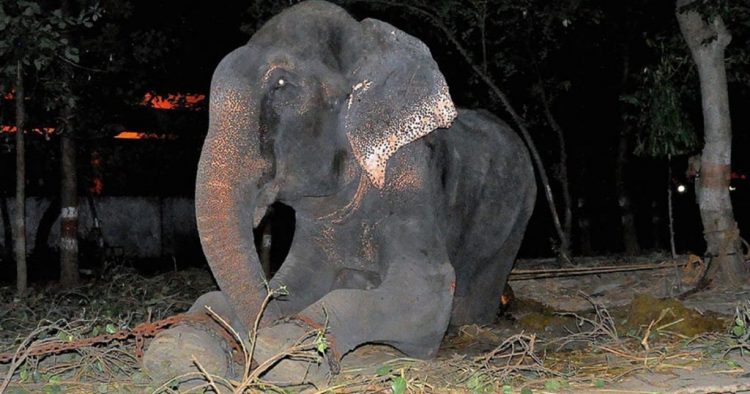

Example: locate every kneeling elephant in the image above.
[144,0,536,387]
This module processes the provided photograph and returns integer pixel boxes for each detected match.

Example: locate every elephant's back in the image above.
[425,108,536,269]
[427,108,535,207]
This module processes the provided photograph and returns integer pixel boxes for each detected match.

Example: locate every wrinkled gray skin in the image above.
[144,0,535,386]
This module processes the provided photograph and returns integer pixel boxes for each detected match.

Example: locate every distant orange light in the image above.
[1,125,55,135]
[89,177,103,195]
[142,92,205,111]
[114,131,144,139]
[114,130,177,140]
[3,91,13,100]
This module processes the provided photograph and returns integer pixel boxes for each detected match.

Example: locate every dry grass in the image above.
[0,268,747,393]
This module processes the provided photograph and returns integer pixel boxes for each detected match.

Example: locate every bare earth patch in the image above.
[1,254,750,393]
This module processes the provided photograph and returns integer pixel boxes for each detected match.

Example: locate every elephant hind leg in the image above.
[450,214,529,326]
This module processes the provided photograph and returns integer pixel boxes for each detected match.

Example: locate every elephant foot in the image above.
[251,322,332,388]
[142,324,235,389]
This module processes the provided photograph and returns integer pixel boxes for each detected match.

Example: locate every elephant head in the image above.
[195,0,457,331]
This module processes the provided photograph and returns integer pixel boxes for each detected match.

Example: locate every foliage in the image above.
[623,40,698,158]
[0,0,102,111]
[626,0,750,159]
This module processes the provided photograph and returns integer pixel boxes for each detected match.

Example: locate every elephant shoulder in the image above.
[451,109,522,149]
[445,108,532,171]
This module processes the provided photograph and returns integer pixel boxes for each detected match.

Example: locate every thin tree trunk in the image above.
[60,125,79,286]
[0,195,11,264]
[615,131,640,254]
[615,47,640,255]
[576,197,593,256]
[677,1,746,287]
[15,61,27,294]
[59,0,79,287]
[667,155,677,258]
[538,83,573,250]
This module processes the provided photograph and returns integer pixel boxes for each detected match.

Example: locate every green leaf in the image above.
[391,376,406,394]
[19,367,29,382]
[726,360,741,369]
[594,379,606,388]
[376,365,393,377]
[544,379,562,391]
[521,388,533,394]
[467,372,488,393]
[732,325,746,337]
[105,323,116,334]
[315,334,328,355]
[64,47,79,63]
[92,326,100,336]
[502,385,512,394]
[55,332,73,342]
[43,385,61,394]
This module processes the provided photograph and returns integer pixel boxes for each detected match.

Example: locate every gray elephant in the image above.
[144,0,535,386]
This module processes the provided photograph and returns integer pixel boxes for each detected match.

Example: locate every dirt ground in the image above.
[1,254,750,393]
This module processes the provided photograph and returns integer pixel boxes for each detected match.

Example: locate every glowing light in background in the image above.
[141,92,206,110]
[677,184,687,194]
[114,131,177,140]
[1,125,56,135]
[1,92,201,139]
[729,185,737,191]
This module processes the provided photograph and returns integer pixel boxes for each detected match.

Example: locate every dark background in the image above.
[1,0,748,280]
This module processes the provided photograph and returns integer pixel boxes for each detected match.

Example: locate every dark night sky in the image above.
[2,0,749,261]
[128,0,250,93]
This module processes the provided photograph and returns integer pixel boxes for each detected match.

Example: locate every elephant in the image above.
[143,0,535,387]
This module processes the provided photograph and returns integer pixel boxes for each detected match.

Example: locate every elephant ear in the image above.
[344,19,457,188]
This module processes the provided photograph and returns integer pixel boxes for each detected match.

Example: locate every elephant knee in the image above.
[189,291,246,334]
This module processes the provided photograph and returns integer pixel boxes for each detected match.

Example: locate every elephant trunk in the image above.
[195,115,280,331]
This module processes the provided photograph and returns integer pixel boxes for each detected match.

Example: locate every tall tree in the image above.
[676,0,747,287]
[0,0,97,290]
[14,61,27,294]
[59,0,79,287]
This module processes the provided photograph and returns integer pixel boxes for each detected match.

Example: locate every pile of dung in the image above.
[514,298,569,332]
[620,294,727,337]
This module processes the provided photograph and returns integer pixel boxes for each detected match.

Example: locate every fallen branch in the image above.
[510,260,688,281]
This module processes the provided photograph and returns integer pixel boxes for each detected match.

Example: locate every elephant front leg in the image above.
[262,216,456,360]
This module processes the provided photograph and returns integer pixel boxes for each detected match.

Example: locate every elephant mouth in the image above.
[252,201,296,279]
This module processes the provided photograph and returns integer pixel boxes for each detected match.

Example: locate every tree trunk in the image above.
[576,197,593,256]
[615,132,640,254]
[59,0,79,287]
[677,0,747,287]
[15,61,27,294]
[667,155,677,258]
[60,128,79,286]
[0,195,11,264]
[537,79,573,252]
[615,46,640,255]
